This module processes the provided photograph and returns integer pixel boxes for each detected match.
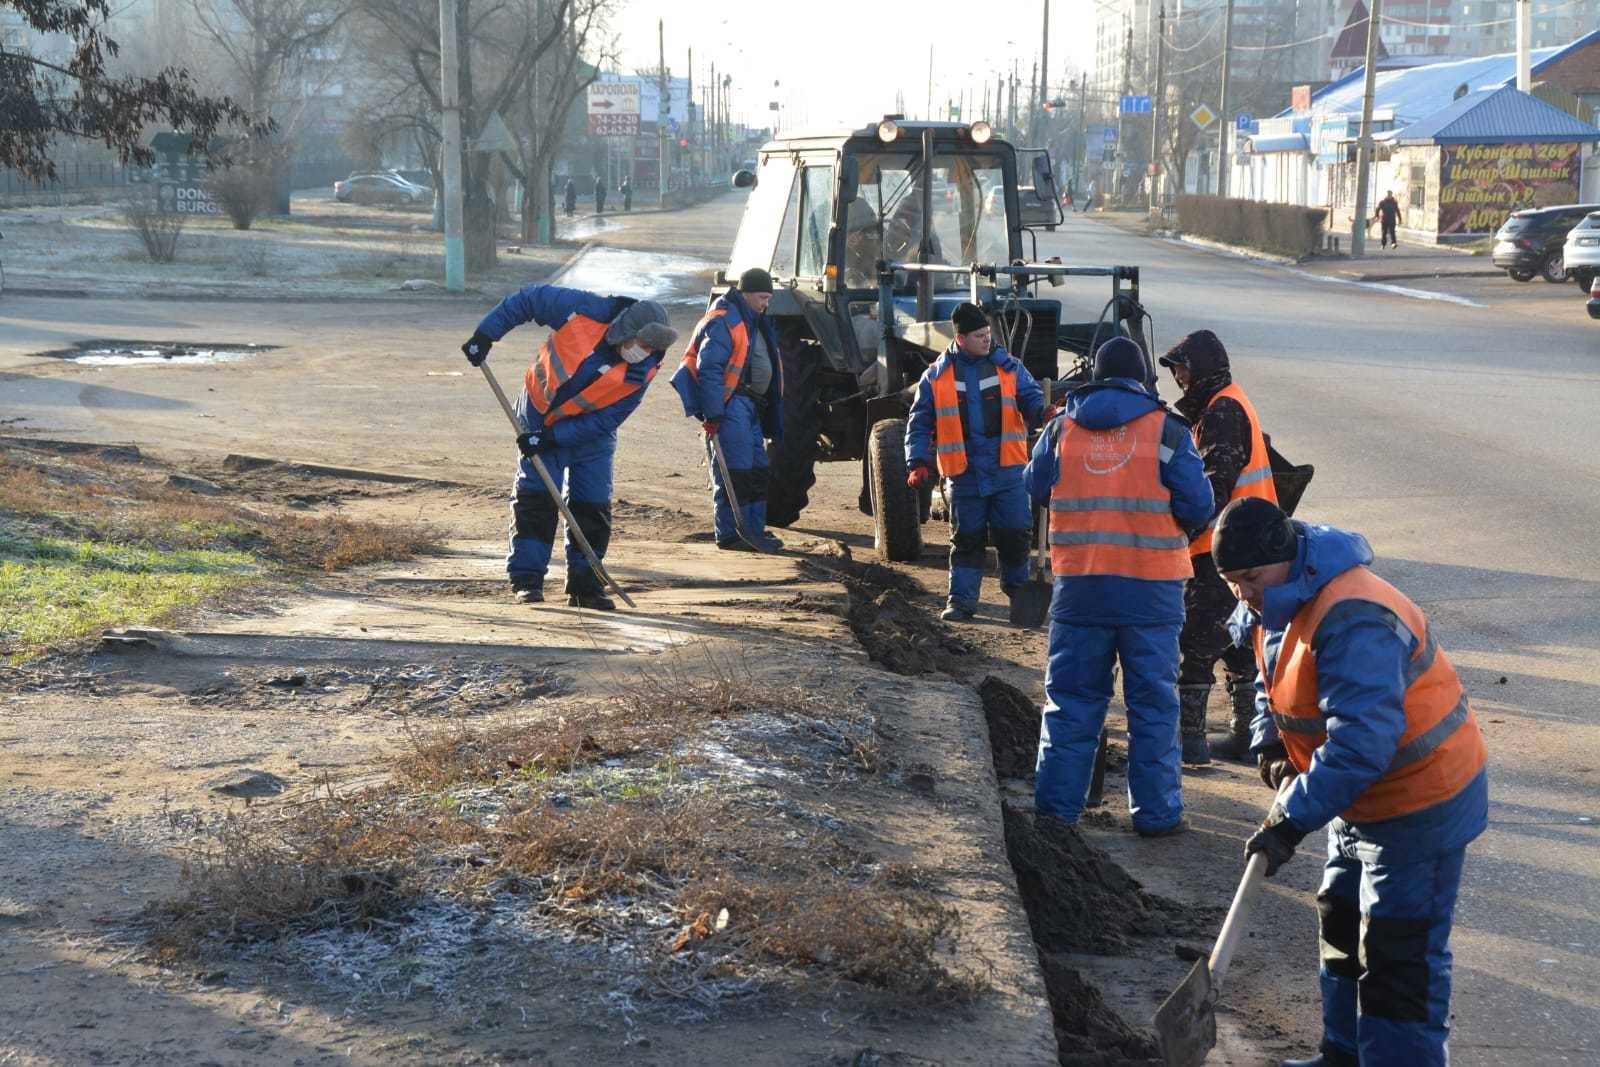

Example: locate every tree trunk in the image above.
[464,155,497,271]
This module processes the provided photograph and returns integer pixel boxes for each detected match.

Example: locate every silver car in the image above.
[1562,210,1600,289]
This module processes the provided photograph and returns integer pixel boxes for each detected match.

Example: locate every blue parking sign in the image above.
[1235,112,1253,131]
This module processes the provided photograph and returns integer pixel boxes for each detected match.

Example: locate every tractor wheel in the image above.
[867,419,921,563]
[764,342,821,529]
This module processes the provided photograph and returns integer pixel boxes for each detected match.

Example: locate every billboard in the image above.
[596,74,691,129]
[587,81,640,137]
[157,180,219,216]
[1437,141,1581,235]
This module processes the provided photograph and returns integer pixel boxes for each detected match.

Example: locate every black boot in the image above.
[1280,1044,1359,1067]
[567,591,616,612]
[1179,685,1211,766]
[1209,678,1256,763]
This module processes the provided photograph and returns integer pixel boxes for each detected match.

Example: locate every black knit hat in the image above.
[1212,498,1297,573]
[737,267,774,294]
[1092,336,1148,382]
[1159,329,1230,376]
[951,302,989,335]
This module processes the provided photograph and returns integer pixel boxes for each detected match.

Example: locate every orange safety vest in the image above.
[1192,382,1277,556]
[1256,566,1488,824]
[523,315,656,422]
[1049,409,1194,581]
[676,302,749,406]
[927,360,1030,478]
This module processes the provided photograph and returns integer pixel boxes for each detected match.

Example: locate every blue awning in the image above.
[1250,134,1310,154]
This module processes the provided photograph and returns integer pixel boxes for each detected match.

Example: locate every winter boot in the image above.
[510,580,543,604]
[1179,685,1211,766]
[567,591,616,612]
[1209,678,1256,763]
[940,599,976,622]
[1279,1046,1358,1067]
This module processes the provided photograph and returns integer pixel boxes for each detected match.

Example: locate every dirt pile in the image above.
[979,675,1042,779]
[847,588,973,676]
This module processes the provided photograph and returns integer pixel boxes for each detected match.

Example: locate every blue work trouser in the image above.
[1035,619,1183,830]
[707,394,770,543]
[947,483,1032,609]
[1317,838,1466,1066]
[506,434,615,594]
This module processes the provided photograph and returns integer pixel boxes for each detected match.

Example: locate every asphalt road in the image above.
[1,195,1595,1063]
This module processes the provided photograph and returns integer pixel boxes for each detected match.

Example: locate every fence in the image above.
[1,162,141,195]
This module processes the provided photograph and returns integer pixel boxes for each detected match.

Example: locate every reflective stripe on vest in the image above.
[524,316,651,423]
[1252,566,1488,823]
[676,302,748,406]
[1048,409,1194,581]
[1192,382,1278,556]
[927,360,1029,479]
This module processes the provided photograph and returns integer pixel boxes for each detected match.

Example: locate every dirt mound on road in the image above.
[979,675,1041,779]
[847,589,971,676]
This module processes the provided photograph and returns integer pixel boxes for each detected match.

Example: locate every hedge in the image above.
[1175,196,1328,259]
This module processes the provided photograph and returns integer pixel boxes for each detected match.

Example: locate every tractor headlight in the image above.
[969,121,993,144]
[877,119,900,144]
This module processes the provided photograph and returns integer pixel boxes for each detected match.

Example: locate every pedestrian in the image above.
[670,267,785,552]
[1158,330,1278,766]
[594,174,607,214]
[1377,190,1402,249]
[460,286,679,610]
[1062,178,1075,210]
[1081,179,1097,213]
[906,302,1047,621]
[563,178,576,217]
[1213,498,1488,1067]
[1026,338,1213,835]
[621,176,633,212]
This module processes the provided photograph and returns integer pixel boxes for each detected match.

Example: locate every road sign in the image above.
[1236,112,1254,131]
[1190,104,1217,130]
[1120,94,1152,114]
[473,110,516,153]
[587,82,640,137]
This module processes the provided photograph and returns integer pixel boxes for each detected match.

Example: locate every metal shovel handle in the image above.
[708,432,773,553]
[476,362,636,609]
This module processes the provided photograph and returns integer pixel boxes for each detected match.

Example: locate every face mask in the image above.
[620,342,651,365]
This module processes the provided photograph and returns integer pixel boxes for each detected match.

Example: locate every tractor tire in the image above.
[867,419,922,563]
[764,342,822,529]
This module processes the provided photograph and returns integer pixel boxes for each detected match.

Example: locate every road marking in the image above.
[1281,267,1487,308]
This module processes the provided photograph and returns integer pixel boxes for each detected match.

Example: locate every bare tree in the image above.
[186,0,348,124]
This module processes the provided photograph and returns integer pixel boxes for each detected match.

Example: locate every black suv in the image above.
[1492,204,1600,283]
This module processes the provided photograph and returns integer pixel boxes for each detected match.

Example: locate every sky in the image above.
[612,0,1098,131]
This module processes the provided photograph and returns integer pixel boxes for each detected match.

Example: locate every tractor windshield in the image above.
[843,150,1010,289]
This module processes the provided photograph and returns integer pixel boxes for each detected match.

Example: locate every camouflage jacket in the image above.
[1175,371,1253,525]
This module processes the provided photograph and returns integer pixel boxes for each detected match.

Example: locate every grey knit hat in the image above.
[606,299,679,351]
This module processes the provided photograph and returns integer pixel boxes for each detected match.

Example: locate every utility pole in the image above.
[1149,4,1166,213]
[438,0,464,291]
[926,44,934,121]
[657,19,667,203]
[1033,0,1050,143]
[1217,0,1236,197]
[1516,0,1531,91]
[1029,60,1038,137]
[1117,22,1132,201]
[1350,0,1382,256]
[1075,74,1087,191]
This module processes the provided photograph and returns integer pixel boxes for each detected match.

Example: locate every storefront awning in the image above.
[1249,134,1310,154]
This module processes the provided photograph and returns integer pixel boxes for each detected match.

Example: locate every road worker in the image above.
[671,267,785,552]
[461,286,678,610]
[1026,337,1213,834]
[1215,498,1489,1067]
[1159,329,1278,766]
[906,302,1047,621]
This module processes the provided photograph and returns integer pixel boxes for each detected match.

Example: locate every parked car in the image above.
[1492,203,1600,283]
[386,169,434,193]
[333,173,430,205]
[1562,210,1600,290]
[1589,274,1600,319]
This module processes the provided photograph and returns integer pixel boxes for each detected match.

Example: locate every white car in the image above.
[333,173,431,206]
[1562,210,1600,290]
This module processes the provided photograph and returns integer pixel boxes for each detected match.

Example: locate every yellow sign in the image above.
[1190,105,1217,130]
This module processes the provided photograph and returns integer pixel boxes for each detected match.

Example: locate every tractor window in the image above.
[771,171,802,277]
[844,151,1011,290]
[797,165,834,278]
[728,157,798,277]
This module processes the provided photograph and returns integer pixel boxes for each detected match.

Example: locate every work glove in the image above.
[515,430,548,459]
[1257,743,1298,791]
[906,463,933,490]
[461,332,494,366]
[701,419,721,438]
[1041,403,1062,424]
[1244,803,1307,879]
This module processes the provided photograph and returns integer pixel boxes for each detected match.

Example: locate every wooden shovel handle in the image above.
[1209,850,1268,992]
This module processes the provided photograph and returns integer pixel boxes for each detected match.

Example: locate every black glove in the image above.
[1257,743,1298,791]
[462,332,494,366]
[515,430,547,459]
[1244,803,1307,878]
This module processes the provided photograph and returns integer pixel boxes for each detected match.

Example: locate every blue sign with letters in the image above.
[1236,113,1254,131]
[1119,95,1152,114]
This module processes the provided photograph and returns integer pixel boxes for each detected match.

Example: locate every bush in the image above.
[120,190,185,262]
[208,166,272,230]
[1176,195,1327,259]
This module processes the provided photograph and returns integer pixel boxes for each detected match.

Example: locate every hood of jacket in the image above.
[940,341,1013,369]
[1063,378,1164,430]
[1229,522,1375,641]
[1175,369,1235,420]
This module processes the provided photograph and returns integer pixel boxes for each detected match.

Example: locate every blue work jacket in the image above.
[906,343,1046,497]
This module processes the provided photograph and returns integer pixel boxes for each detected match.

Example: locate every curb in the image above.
[1168,234,1303,266]
[1342,269,1503,283]
[546,239,597,286]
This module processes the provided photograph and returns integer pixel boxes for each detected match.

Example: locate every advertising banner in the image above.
[1438,141,1580,234]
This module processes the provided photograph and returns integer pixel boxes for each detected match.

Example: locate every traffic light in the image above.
[678,138,689,147]
[1042,99,1067,111]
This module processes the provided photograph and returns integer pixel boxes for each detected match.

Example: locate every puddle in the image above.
[560,215,620,241]
[35,340,280,366]
[557,246,718,305]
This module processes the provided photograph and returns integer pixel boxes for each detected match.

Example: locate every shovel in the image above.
[1153,787,1288,1066]
[1009,507,1053,628]
[706,433,775,553]
[476,362,636,609]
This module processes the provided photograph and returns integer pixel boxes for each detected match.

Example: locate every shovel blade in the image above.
[1154,958,1216,1067]
[1008,579,1052,629]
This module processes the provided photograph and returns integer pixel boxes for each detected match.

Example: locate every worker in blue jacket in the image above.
[1025,337,1214,835]
[671,268,785,552]
[1213,499,1488,1067]
[906,302,1047,621]
[461,285,678,610]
